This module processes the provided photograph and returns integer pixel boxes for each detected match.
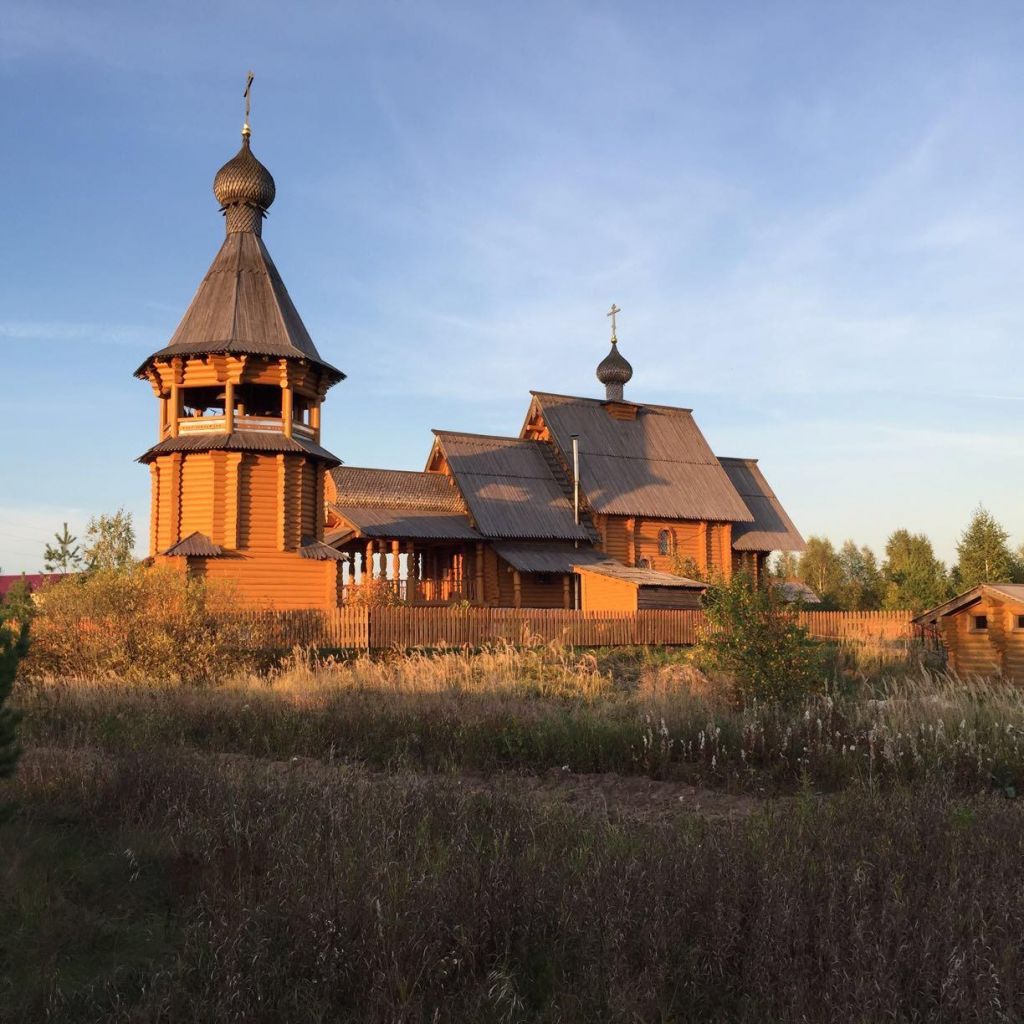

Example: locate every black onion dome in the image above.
[596,340,633,387]
[213,134,276,210]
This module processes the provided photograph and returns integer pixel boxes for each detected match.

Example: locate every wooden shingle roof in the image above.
[718,458,805,552]
[135,231,344,383]
[328,467,479,541]
[330,467,464,512]
[432,430,591,542]
[528,392,753,523]
[137,431,341,467]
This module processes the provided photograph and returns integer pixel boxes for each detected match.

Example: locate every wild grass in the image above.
[14,643,1024,793]
[4,745,1024,1023]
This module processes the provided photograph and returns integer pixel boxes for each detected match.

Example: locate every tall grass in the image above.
[4,746,1024,1022]
[15,645,1024,792]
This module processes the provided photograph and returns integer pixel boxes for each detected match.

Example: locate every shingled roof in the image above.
[431,431,591,542]
[328,467,480,541]
[135,231,344,383]
[137,431,341,467]
[718,457,805,552]
[527,393,753,523]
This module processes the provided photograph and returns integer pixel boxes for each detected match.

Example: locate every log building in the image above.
[136,115,347,609]
[914,584,1024,681]
[139,108,805,611]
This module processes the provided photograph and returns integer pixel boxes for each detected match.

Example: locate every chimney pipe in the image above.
[571,435,580,526]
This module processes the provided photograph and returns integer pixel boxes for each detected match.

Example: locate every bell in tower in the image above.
[134,77,347,609]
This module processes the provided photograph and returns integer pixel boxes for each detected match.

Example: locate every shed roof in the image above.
[491,542,615,574]
[718,458,805,552]
[135,230,344,383]
[298,537,347,561]
[527,393,753,522]
[328,466,479,541]
[431,431,591,541]
[914,583,1024,625]
[137,431,341,467]
[329,467,464,512]
[575,561,708,589]
[331,506,481,541]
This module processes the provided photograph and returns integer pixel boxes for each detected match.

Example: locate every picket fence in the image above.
[237,607,915,652]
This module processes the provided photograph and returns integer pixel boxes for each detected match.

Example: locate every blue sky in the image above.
[2,0,1022,573]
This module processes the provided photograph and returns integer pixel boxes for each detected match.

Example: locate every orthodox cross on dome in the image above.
[242,70,255,137]
[607,303,621,343]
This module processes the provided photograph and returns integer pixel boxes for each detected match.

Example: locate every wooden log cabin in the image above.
[324,322,805,611]
[914,584,1024,681]
[135,113,347,609]
[137,100,804,612]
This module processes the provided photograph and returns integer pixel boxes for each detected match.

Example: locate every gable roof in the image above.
[328,466,480,541]
[135,231,344,383]
[431,430,591,541]
[718,458,805,552]
[914,583,1024,625]
[527,392,753,523]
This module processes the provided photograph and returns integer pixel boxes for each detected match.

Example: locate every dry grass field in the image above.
[5,643,1024,1021]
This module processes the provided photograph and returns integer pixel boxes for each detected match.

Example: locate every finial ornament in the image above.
[596,303,633,401]
[242,70,255,138]
[607,303,621,343]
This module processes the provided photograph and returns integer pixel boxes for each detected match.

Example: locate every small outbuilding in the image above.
[914,584,1024,681]
[575,562,707,611]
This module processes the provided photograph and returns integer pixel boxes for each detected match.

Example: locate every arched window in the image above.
[637,558,651,570]
[658,529,672,556]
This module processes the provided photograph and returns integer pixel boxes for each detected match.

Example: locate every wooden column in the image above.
[627,517,637,566]
[406,542,417,603]
[513,570,522,609]
[475,542,485,605]
[224,380,235,433]
[158,396,168,439]
[276,455,287,551]
[282,386,294,438]
[365,540,375,581]
[311,400,321,443]
[169,384,181,438]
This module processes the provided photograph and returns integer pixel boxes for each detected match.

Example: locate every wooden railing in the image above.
[234,608,915,652]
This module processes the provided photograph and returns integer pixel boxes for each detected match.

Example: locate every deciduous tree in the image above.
[837,541,884,611]
[796,536,844,608]
[83,508,137,572]
[881,530,949,612]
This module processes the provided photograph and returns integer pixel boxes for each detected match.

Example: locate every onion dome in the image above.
[213,128,276,234]
[597,340,633,402]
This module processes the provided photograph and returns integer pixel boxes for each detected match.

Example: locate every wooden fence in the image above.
[238,608,915,652]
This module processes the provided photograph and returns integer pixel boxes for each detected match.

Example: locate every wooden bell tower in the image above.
[135,86,347,609]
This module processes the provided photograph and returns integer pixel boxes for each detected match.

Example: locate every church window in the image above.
[658,530,672,556]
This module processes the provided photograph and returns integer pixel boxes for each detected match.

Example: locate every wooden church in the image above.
[138,106,805,611]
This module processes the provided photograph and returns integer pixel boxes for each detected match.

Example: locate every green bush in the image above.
[696,572,821,706]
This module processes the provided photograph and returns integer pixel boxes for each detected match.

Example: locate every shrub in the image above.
[0,618,27,783]
[696,572,821,706]
[22,565,277,684]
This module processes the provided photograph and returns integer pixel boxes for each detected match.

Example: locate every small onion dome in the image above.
[213,133,276,211]
[596,340,633,389]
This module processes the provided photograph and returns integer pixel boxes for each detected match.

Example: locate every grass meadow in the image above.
[5,641,1024,1021]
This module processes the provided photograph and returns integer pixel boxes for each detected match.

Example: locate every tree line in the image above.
[773,506,1024,612]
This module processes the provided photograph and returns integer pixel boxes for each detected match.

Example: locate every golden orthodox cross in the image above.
[243,71,255,135]
[607,303,621,343]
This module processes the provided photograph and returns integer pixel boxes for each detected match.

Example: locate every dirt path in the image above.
[19,746,768,824]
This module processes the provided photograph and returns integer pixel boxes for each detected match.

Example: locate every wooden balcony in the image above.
[171,415,316,439]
